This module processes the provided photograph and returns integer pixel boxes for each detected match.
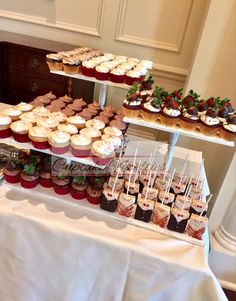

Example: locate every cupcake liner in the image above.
[81,66,95,77]
[39,177,53,188]
[160,114,179,127]
[3,173,20,184]
[125,76,142,86]
[199,123,219,136]
[31,140,49,150]
[70,188,86,200]
[53,184,70,195]
[179,119,198,131]
[20,178,39,189]
[95,70,110,81]
[86,193,101,205]
[0,128,12,138]
[12,132,31,143]
[63,64,80,74]
[122,107,140,118]
[50,145,69,155]
[141,110,159,122]
[219,127,236,141]
[46,61,63,71]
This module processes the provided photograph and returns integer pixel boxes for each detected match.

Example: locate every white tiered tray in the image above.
[124,117,235,147]
[2,181,205,247]
[1,137,106,169]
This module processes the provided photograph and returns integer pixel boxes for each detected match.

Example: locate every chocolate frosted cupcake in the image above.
[200,108,220,136]
[51,99,66,109]
[109,119,127,134]
[73,98,87,108]
[61,107,75,117]
[179,106,199,131]
[59,95,73,104]
[220,114,236,141]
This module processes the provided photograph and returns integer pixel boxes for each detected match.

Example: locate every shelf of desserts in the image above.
[2,151,209,247]
[0,93,129,169]
[122,80,236,147]
[46,46,152,87]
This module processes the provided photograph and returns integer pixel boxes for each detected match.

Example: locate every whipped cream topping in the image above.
[16,102,33,112]
[46,53,63,61]
[115,56,127,62]
[183,111,199,120]
[0,115,12,125]
[133,66,148,75]
[200,115,220,125]
[29,126,51,138]
[223,122,236,133]
[103,53,114,60]
[118,63,134,71]
[67,115,86,125]
[95,65,110,73]
[82,60,98,68]
[50,112,67,122]
[163,107,180,117]
[58,124,78,135]
[33,107,50,117]
[138,60,153,69]
[80,127,101,138]
[110,68,126,75]
[123,98,141,106]
[49,130,70,144]
[144,101,160,112]
[37,117,59,128]
[20,112,37,123]
[71,134,92,146]
[10,120,32,132]
[92,140,114,156]
[104,126,122,137]
[126,70,141,78]
[86,119,105,130]
[101,134,121,147]
[3,107,22,117]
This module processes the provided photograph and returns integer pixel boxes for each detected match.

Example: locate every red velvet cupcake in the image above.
[86,177,106,205]
[81,60,97,77]
[0,115,12,138]
[10,120,33,143]
[110,68,126,83]
[48,130,71,155]
[29,126,51,149]
[95,65,110,81]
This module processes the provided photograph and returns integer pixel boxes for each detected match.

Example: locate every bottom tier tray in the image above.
[1,180,205,247]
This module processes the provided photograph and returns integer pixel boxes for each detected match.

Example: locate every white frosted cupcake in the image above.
[71,134,92,157]
[91,140,115,165]
[103,126,122,138]
[125,70,143,85]
[29,126,51,149]
[33,107,51,118]
[50,112,67,123]
[80,127,101,141]
[48,130,71,154]
[20,112,38,125]
[0,115,12,138]
[138,60,153,69]
[95,65,110,81]
[110,68,126,83]
[58,123,78,135]
[101,134,122,157]
[67,115,86,129]
[85,119,105,131]
[10,120,32,142]
[16,102,33,112]
[3,107,22,121]
[37,117,59,130]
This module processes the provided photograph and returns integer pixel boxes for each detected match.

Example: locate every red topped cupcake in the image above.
[160,98,181,127]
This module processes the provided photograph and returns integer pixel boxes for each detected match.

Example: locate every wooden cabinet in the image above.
[0,42,94,105]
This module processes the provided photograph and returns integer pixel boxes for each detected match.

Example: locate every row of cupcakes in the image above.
[46,47,153,85]
[122,79,236,140]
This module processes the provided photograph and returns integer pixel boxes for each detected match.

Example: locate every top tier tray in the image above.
[124,116,235,147]
[51,71,131,90]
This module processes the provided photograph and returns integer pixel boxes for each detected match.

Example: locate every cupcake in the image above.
[109,120,127,134]
[16,102,33,112]
[10,120,33,142]
[138,60,153,70]
[39,170,53,188]
[88,102,101,112]
[63,57,80,74]
[3,107,22,121]
[58,95,73,104]
[46,53,63,71]
[50,112,67,123]
[91,140,115,165]
[100,110,114,120]
[0,115,12,138]
[37,117,59,130]
[58,123,78,135]
[110,68,126,83]
[20,161,39,189]
[140,87,163,122]
[85,107,99,117]
[61,107,76,117]
[80,127,101,141]
[81,60,97,77]
[51,99,66,108]
[179,106,199,131]
[95,64,110,81]
[160,99,181,127]
[70,176,88,200]
[78,111,93,121]
[67,115,86,129]
[200,109,220,136]
[32,107,51,118]
[122,83,142,118]
[103,126,122,138]
[28,126,51,149]
[20,112,38,125]
[67,103,83,113]
[70,134,92,157]
[73,98,87,108]
[34,95,51,106]
[219,114,236,141]
[48,130,71,154]
[52,171,71,195]
[86,119,105,131]
[101,134,122,157]
[125,70,143,85]
[44,92,57,101]
[94,115,109,126]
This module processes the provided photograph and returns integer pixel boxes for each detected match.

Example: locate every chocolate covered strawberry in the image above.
[179,105,199,131]
[123,83,142,118]
[160,98,181,127]
[198,100,209,116]
[171,88,183,100]
[182,90,200,108]
[140,76,154,91]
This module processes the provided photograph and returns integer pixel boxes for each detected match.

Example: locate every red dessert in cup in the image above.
[86,176,106,205]
[3,160,21,184]
[39,170,53,188]
[20,162,39,189]
[29,126,51,150]
[52,171,71,195]
[48,130,71,155]
[70,176,88,200]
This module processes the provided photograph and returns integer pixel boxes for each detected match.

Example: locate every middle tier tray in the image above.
[1,137,106,169]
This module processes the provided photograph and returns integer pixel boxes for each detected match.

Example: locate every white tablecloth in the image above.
[0,184,226,301]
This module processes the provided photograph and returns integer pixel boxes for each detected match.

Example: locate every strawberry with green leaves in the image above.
[123,83,142,118]
[171,88,183,100]
[20,158,39,189]
[140,76,154,91]
[141,86,163,121]
[182,90,200,108]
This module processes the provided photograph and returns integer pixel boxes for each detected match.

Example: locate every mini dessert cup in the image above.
[70,134,92,157]
[39,170,53,188]
[91,140,115,165]
[10,120,33,143]
[185,214,208,240]
[3,167,21,184]
[0,115,12,138]
[20,172,39,189]
[86,177,105,205]
[48,130,71,154]
[52,176,71,195]
[67,115,86,130]
[3,107,22,121]
[70,176,87,200]
[29,126,51,149]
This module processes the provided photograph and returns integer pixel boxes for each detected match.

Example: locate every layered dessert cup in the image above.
[0,115,12,138]
[86,177,105,205]
[219,114,236,141]
[90,140,115,165]
[28,126,51,149]
[70,134,92,157]
[10,120,33,143]
[70,176,88,200]
[3,161,21,184]
[48,130,71,154]
[20,163,39,189]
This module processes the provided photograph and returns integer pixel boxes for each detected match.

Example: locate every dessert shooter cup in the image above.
[70,134,92,158]
[52,177,71,195]
[39,171,53,188]
[70,182,88,200]
[3,168,21,183]
[48,131,71,155]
